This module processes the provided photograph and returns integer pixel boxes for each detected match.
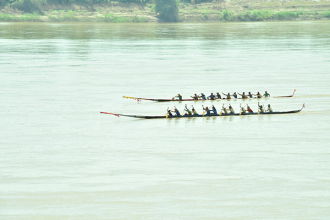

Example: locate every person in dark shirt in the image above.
[203,105,211,115]
[166,108,173,117]
[172,106,181,116]
[255,92,262,98]
[191,93,199,100]
[200,93,206,100]
[239,92,248,99]
[208,93,216,100]
[211,105,217,114]
[222,92,231,100]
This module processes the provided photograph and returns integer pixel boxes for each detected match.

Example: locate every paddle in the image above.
[219,105,223,115]
[165,107,169,118]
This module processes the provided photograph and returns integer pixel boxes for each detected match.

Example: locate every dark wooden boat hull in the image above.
[124,90,296,102]
[101,104,304,119]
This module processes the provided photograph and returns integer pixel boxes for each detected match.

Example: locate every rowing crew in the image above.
[166,103,273,116]
[189,91,270,100]
[167,105,198,116]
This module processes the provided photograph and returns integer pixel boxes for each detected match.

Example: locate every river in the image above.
[1,21,330,219]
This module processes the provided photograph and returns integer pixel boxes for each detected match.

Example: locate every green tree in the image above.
[155,0,179,22]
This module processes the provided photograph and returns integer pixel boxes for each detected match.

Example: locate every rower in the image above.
[232,92,238,99]
[216,92,221,99]
[267,104,273,112]
[174,94,183,101]
[208,93,216,100]
[255,92,262,98]
[248,92,253,98]
[172,106,181,116]
[264,91,270,98]
[258,103,265,113]
[211,105,217,114]
[222,104,228,114]
[247,104,253,113]
[240,104,247,113]
[166,108,173,117]
[238,92,248,99]
[191,93,199,100]
[222,92,231,100]
[203,105,211,115]
[191,105,198,115]
[184,104,192,115]
[200,93,206,100]
[228,104,235,114]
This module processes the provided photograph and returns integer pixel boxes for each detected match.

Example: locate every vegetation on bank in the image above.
[0,0,330,22]
[0,11,40,21]
[204,10,330,22]
[1,9,329,22]
[0,11,148,22]
[155,0,179,22]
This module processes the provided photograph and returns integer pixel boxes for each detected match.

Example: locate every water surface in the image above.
[1,21,330,219]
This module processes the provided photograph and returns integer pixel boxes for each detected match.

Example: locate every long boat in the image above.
[100,104,304,119]
[123,89,296,102]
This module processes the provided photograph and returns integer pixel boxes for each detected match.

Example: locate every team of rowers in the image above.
[166,103,273,117]
[174,91,270,100]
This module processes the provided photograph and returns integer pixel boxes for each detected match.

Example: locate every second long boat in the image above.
[123,89,296,102]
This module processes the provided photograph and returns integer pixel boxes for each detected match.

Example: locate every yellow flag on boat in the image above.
[219,111,222,116]
[203,111,205,116]
[239,111,241,115]
[165,113,168,118]
[123,96,135,99]
[258,110,260,114]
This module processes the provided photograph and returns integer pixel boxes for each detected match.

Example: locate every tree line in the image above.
[0,0,214,22]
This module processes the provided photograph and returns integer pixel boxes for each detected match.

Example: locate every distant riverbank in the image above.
[1,0,330,23]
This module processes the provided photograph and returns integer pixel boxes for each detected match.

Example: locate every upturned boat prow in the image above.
[100,104,305,119]
[274,89,296,98]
